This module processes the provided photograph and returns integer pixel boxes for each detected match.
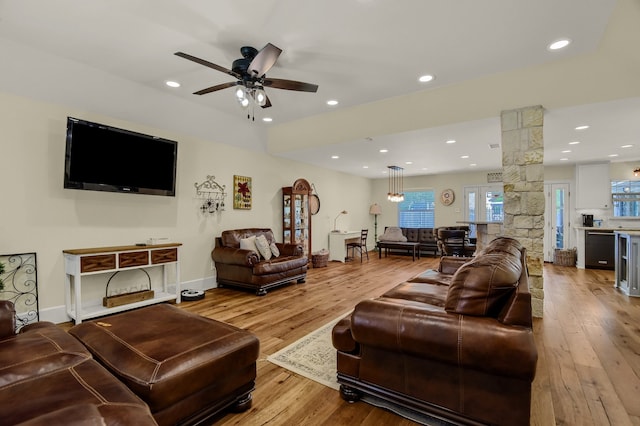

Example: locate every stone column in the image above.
[501,105,544,318]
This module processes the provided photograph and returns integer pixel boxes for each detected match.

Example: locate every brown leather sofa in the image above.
[0,300,157,425]
[212,228,308,295]
[377,227,440,256]
[1,301,260,426]
[332,237,538,426]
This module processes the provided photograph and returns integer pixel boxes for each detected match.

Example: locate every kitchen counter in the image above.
[574,227,640,269]
[614,231,640,296]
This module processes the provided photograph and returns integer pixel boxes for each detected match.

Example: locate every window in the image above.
[398,191,435,227]
[612,180,640,217]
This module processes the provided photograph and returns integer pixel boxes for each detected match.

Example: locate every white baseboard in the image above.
[39,276,217,325]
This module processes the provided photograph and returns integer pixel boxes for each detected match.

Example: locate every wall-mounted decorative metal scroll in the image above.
[0,252,39,330]
[195,175,227,214]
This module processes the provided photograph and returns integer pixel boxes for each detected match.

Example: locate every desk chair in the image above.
[347,229,369,263]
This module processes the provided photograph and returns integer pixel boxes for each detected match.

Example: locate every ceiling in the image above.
[1,0,639,178]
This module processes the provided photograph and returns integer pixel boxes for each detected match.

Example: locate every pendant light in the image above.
[387,166,405,202]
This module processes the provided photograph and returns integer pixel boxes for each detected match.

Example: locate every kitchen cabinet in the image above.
[282,178,312,260]
[575,163,610,209]
[615,231,640,296]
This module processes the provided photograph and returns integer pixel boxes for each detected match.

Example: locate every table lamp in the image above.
[333,210,348,232]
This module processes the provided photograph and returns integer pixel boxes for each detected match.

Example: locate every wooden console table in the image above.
[63,243,182,324]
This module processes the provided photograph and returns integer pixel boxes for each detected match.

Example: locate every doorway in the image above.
[544,182,570,262]
[463,184,504,239]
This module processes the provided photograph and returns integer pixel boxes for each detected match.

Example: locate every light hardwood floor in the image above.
[177,254,640,426]
[72,253,640,425]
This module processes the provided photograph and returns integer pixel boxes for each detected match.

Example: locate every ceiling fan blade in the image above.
[248,43,282,78]
[193,81,237,95]
[261,94,272,109]
[174,51,241,79]
[263,78,318,93]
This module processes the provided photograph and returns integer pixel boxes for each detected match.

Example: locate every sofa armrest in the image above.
[211,246,260,266]
[350,298,537,381]
[0,300,16,340]
[276,242,304,257]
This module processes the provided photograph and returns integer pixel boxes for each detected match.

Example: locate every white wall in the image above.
[0,92,371,321]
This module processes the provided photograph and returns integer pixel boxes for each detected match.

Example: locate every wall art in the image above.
[233,175,252,210]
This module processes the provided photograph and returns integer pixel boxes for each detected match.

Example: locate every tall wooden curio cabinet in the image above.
[282,178,312,260]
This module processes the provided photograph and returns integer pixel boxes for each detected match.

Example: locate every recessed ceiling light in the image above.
[446,140,456,144]
[363,165,369,169]
[461,155,470,159]
[562,150,572,153]
[575,125,589,130]
[608,154,619,157]
[405,161,413,165]
[470,163,477,167]
[548,39,571,51]
[165,81,180,88]
[379,149,388,153]
[569,141,580,145]
[621,144,634,148]
[327,100,339,106]
[560,158,569,161]
[418,74,435,83]
[331,155,339,159]
[422,167,428,170]
[262,117,273,122]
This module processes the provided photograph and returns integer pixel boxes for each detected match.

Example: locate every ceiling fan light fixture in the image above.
[237,96,250,109]
[254,87,267,106]
[235,86,246,101]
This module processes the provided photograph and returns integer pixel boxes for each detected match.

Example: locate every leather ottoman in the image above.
[69,303,259,426]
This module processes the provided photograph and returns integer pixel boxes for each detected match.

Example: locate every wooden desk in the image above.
[329,231,361,262]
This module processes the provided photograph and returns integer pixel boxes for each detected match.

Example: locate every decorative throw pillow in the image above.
[378,227,408,242]
[255,234,272,260]
[239,236,258,255]
[270,242,280,258]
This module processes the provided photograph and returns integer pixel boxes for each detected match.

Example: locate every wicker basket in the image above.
[312,250,329,268]
[554,248,576,266]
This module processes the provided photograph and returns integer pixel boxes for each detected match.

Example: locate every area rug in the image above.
[267,313,454,426]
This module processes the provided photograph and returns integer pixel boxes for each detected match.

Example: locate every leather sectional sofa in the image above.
[0,301,259,426]
[212,228,308,295]
[0,300,157,425]
[332,236,538,426]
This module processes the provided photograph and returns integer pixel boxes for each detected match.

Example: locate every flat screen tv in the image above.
[64,117,177,196]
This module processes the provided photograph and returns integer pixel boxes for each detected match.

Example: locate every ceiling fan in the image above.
[175,43,318,112]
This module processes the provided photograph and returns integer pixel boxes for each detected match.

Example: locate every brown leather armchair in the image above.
[332,237,537,426]
[212,228,308,295]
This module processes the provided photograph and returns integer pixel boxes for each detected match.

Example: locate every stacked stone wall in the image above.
[501,105,544,318]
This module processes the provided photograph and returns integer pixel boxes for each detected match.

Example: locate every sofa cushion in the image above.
[270,242,280,257]
[253,255,308,275]
[383,281,448,306]
[0,322,92,388]
[240,236,259,255]
[221,228,275,248]
[379,227,407,242]
[445,238,523,317]
[255,234,272,260]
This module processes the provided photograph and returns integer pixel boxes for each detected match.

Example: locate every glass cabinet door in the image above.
[282,179,313,260]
